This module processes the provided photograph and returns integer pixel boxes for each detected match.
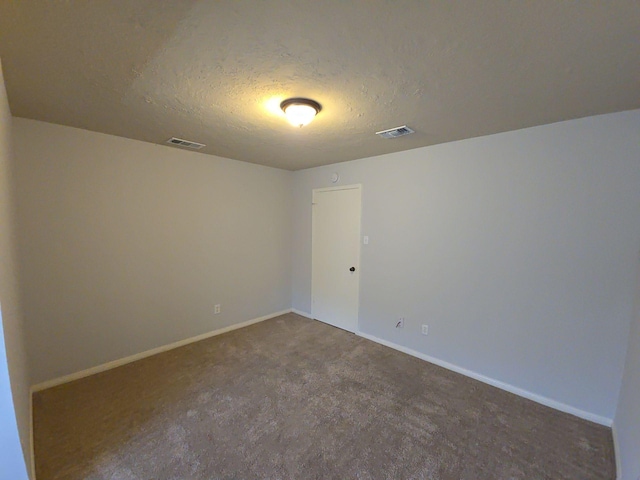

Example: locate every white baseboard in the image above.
[31,309,291,392]
[612,421,622,479]
[291,309,313,319]
[356,331,613,427]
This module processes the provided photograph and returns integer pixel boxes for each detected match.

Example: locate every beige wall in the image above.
[0,61,31,475]
[614,263,640,480]
[293,110,640,422]
[13,118,293,384]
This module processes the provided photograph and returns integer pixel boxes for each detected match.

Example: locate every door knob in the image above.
[349,267,356,272]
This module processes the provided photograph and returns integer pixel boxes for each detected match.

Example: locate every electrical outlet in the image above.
[214,304,221,314]
[395,318,404,329]
[421,324,429,336]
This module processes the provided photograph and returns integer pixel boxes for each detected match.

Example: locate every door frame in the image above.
[311,184,363,332]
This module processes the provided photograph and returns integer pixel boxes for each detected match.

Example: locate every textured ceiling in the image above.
[0,1,638,170]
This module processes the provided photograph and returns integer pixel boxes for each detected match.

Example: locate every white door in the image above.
[312,185,361,332]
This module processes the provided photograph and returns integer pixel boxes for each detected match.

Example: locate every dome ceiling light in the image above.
[280,98,322,128]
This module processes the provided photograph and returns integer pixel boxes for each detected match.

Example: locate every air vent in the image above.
[166,137,206,149]
[375,125,415,139]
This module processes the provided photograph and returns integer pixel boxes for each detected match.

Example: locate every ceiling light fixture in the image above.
[280,98,322,127]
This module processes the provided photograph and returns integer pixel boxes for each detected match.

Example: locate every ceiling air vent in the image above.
[166,137,206,150]
[375,125,415,139]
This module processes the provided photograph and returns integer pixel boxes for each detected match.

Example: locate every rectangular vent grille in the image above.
[375,125,415,139]
[166,137,206,149]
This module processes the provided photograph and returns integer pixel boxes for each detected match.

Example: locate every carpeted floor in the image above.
[33,313,615,479]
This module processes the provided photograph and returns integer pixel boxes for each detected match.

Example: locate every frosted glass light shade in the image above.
[280,98,322,127]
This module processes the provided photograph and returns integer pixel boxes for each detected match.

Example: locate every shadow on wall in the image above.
[0,307,28,479]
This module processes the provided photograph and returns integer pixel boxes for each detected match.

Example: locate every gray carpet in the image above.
[33,313,615,479]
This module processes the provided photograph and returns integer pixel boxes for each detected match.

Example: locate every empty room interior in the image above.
[1,1,639,479]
